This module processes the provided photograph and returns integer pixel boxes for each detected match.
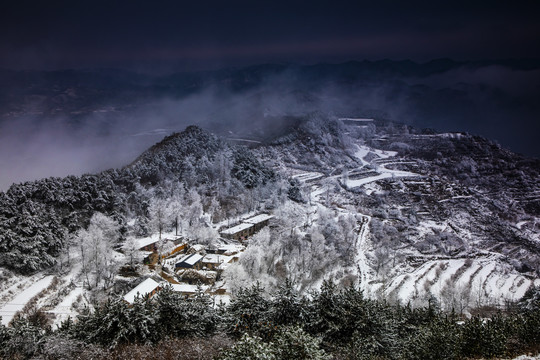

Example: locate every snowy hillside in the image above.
[236,117,540,310]
[0,116,539,331]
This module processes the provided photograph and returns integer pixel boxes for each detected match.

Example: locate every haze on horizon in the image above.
[1,0,539,190]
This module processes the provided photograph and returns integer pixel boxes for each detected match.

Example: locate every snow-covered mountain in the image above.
[243,117,540,309]
[0,116,539,325]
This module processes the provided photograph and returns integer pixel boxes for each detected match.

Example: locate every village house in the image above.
[123,278,161,304]
[216,243,245,255]
[138,238,160,252]
[202,253,233,270]
[175,253,204,270]
[179,268,217,284]
[220,213,274,241]
[168,242,187,257]
[244,213,274,231]
[171,283,207,297]
[220,222,254,241]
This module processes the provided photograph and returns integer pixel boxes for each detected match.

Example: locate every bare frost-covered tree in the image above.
[167,187,186,236]
[192,226,219,246]
[149,198,170,241]
[122,236,142,270]
[77,213,120,289]
[186,188,203,227]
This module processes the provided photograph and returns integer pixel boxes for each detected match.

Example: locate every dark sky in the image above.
[1,0,539,72]
[1,0,540,189]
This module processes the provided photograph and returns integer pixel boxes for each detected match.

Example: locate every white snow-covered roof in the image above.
[191,244,205,252]
[218,244,245,253]
[244,214,274,224]
[203,254,232,264]
[136,237,160,249]
[171,283,203,294]
[123,278,160,304]
[177,253,204,266]
[221,222,253,235]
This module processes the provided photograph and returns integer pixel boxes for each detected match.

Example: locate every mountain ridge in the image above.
[0,118,538,315]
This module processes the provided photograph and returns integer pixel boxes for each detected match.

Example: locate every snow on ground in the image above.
[512,355,540,360]
[50,286,84,328]
[310,185,326,199]
[457,262,483,286]
[415,220,448,238]
[363,182,384,196]
[384,255,536,308]
[0,272,39,305]
[338,118,374,122]
[346,172,396,188]
[377,161,417,177]
[0,275,55,325]
[354,215,375,293]
[371,148,398,159]
[353,145,371,166]
[292,171,324,182]
[47,258,88,327]
[346,145,418,188]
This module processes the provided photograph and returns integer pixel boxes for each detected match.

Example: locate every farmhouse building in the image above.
[171,283,207,297]
[220,213,274,241]
[220,222,254,240]
[217,243,244,255]
[138,238,160,252]
[202,254,233,270]
[244,213,274,231]
[175,253,204,270]
[123,278,161,304]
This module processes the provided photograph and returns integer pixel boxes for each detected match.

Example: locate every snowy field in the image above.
[0,275,54,325]
[283,138,538,310]
[344,144,418,188]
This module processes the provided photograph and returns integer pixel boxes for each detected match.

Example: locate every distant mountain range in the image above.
[1,59,539,160]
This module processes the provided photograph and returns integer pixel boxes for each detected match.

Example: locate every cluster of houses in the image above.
[124,242,244,304]
[124,213,274,304]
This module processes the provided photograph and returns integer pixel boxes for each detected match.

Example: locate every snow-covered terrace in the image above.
[292,172,324,182]
[0,275,55,326]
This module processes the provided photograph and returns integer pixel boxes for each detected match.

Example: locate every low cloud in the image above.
[0,63,539,190]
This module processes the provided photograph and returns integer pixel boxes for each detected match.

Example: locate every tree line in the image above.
[1,281,539,359]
